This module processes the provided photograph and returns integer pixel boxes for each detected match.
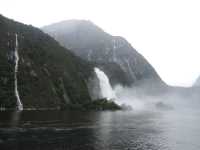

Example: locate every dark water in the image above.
[0,110,200,150]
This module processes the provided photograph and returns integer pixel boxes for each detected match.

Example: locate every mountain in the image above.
[42,20,164,87]
[193,76,200,87]
[0,15,99,110]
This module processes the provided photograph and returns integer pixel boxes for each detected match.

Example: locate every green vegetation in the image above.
[84,99,121,110]
[0,14,94,109]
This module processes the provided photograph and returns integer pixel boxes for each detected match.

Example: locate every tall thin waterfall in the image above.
[14,34,23,111]
[94,67,116,100]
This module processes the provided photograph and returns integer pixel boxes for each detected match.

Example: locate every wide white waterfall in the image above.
[14,34,23,111]
[94,67,116,100]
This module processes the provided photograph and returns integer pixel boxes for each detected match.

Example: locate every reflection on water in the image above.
[10,111,22,127]
[0,110,200,150]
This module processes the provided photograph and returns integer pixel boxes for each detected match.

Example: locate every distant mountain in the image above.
[42,20,165,87]
[0,15,98,109]
[193,76,200,87]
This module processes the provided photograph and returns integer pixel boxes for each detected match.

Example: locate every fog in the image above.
[94,66,200,112]
[113,83,200,112]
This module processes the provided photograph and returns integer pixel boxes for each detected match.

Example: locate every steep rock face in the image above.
[42,20,164,87]
[0,15,93,109]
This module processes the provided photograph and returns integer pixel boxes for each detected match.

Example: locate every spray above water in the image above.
[94,67,116,100]
[113,85,145,110]
[94,67,137,110]
[94,67,173,111]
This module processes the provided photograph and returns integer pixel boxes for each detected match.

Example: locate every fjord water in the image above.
[0,109,200,150]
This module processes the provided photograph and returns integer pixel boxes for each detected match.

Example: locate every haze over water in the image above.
[1,1,200,150]
[1,68,200,150]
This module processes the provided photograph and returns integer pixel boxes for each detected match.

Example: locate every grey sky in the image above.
[1,0,200,87]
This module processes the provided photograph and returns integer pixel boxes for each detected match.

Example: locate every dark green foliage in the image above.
[0,14,93,109]
[57,99,121,111]
[84,99,121,110]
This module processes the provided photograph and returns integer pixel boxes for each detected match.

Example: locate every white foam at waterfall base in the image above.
[14,34,23,111]
[113,85,145,110]
[94,67,145,110]
[94,67,116,100]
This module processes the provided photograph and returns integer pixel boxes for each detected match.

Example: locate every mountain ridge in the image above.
[42,20,165,87]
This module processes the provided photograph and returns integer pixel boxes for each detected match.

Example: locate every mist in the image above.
[93,66,200,112]
[113,83,200,112]
[1,1,200,149]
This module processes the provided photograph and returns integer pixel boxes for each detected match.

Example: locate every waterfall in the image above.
[94,67,116,100]
[14,34,23,111]
[94,67,135,110]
